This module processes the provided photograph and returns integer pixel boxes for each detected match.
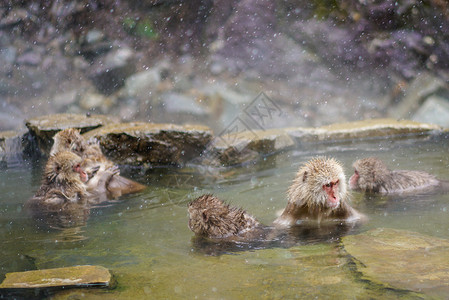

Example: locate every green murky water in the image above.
[1,137,448,299]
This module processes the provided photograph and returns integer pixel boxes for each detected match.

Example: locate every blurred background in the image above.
[1,0,448,132]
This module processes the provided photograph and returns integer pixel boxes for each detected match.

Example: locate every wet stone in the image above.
[342,228,449,298]
[211,128,296,166]
[83,122,213,166]
[25,113,117,157]
[0,130,25,168]
[0,265,113,290]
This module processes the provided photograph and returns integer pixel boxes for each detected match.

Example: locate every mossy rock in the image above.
[0,265,113,298]
[342,228,449,298]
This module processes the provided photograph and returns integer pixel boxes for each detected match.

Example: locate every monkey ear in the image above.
[302,171,308,182]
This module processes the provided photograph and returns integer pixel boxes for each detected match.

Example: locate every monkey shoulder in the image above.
[388,170,440,193]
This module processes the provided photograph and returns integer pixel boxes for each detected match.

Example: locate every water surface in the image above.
[1,137,448,299]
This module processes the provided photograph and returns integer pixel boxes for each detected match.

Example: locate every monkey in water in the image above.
[349,157,449,194]
[51,128,145,200]
[188,194,264,239]
[188,157,365,240]
[26,151,90,228]
[273,157,364,227]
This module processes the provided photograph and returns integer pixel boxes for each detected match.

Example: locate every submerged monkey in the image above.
[188,157,365,241]
[188,194,264,239]
[26,151,90,228]
[349,157,449,194]
[51,128,145,200]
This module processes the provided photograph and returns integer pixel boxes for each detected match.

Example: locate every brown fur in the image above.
[188,158,365,240]
[349,157,442,194]
[274,157,364,227]
[32,151,87,205]
[51,128,115,170]
[188,194,261,239]
[51,128,146,199]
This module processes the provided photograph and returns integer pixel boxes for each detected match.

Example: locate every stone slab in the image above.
[0,265,112,289]
[343,228,449,298]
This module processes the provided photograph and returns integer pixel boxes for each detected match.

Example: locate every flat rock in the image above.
[0,265,112,290]
[208,118,444,166]
[342,228,449,298]
[25,113,117,157]
[83,122,213,166]
[286,118,444,143]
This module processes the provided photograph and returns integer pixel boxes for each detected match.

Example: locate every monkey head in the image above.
[349,157,389,193]
[45,151,88,184]
[188,194,259,238]
[51,128,87,157]
[289,157,347,211]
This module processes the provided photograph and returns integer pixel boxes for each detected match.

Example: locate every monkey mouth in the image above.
[327,198,340,209]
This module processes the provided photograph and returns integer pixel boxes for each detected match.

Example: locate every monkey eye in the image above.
[354,169,359,175]
[325,183,332,188]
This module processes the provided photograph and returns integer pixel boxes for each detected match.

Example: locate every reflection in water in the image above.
[53,226,89,243]
[26,202,90,231]
[191,222,361,256]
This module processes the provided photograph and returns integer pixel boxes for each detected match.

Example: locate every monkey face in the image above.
[73,162,88,183]
[45,151,88,185]
[322,179,340,209]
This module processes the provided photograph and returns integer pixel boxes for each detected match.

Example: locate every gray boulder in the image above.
[83,122,213,166]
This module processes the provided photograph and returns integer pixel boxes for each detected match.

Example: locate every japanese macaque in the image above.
[51,128,145,200]
[188,157,364,241]
[273,157,364,227]
[188,194,263,239]
[32,151,88,204]
[349,157,448,194]
[26,151,90,228]
[50,128,115,171]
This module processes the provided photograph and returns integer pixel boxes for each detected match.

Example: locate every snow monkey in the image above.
[51,128,145,201]
[188,157,365,240]
[349,157,448,194]
[274,157,364,227]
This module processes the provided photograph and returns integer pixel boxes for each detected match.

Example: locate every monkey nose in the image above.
[328,195,339,207]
